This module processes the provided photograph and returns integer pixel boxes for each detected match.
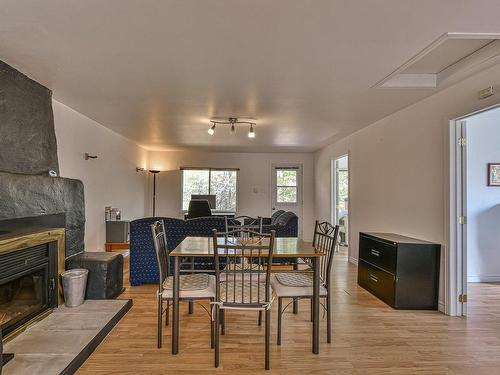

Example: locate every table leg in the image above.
[312,257,320,354]
[188,256,194,314]
[293,260,299,314]
[172,256,180,354]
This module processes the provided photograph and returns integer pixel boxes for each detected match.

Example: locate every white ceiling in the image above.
[1,0,500,152]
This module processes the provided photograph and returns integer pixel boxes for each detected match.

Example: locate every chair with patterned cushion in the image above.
[260,210,285,225]
[130,217,165,286]
[223,215,265,328]
[271,220,339,345]
[130,216,227,286]
[212,228,276,370]
[151,220,216,349]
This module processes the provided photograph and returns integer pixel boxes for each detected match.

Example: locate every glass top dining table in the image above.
[169,236,324,355]
[170,236,322,258]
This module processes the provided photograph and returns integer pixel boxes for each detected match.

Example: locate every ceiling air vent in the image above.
[374,33,500,89]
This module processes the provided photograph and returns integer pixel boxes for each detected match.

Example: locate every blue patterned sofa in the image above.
[129,216,226,286]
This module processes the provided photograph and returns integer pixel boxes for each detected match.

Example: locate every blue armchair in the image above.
[129,216,226,286]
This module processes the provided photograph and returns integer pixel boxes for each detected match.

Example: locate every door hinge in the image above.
[458,216,467,225]
[458,138,467,147]
[459,294,467,303]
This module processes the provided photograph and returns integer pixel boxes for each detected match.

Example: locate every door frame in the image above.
[448,102,500,316]
[331,154,349,224]
[330,151,352,253]
[270,163,303,238]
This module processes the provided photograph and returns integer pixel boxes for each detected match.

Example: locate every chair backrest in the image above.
[312,220,340,288]
[151,220,170,293]
[187,199,212,219]
[212,228,275,307]
[225,215,263,235]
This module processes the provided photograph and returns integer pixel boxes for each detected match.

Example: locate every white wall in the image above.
[314,62,500,309]
[148,150,315,240]
[53,100,149,251]
[466,107,500,282]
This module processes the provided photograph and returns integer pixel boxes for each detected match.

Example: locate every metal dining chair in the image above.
[222,215,265,328]
[270,220,339,345]
[225,215,263,235]
[151,220,216,349]
[212,228,276,370]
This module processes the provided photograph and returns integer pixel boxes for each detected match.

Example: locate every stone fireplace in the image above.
[0,60,85,346]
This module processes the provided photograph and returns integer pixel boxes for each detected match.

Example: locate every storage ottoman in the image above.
[67,252,124,299]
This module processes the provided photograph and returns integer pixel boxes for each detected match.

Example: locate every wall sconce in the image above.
[84,153,98,160]
[136,167,145,172]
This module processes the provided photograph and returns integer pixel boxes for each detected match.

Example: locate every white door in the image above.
[271,164,303,237]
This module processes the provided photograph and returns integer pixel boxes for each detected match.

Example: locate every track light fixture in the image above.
[248,124,255,138]
[208,124,216,135]
[208,117,256,138]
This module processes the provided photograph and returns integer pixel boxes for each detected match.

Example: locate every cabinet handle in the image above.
[369,274,379,283]
[371,249,380,257]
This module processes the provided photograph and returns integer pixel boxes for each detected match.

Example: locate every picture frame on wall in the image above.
[488,163,500,186]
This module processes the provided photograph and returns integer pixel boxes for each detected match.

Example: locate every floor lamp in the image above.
[149,170,160,216]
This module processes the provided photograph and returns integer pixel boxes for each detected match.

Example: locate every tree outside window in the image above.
[182,169,237,211]
[276,169,297,203]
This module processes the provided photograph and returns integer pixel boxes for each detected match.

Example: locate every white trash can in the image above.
[61,269,88,307]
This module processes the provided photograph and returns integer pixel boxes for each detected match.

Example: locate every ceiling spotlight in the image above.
[209,117,256,138]
[248,124,255,138]
[208,124,216,135]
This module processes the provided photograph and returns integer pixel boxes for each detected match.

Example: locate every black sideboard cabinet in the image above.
[357,232,440,309]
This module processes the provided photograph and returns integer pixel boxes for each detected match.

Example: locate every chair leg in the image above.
[214,305,220,368]
[310,299,313,322]
[326,294,332,344]
[157,296,163,349]
[210,300,215,349]
[258,310,262,326]
[265,308,271,370]
[277,298,282,345]
[188,300,194,314]
[220,309,225,335]
[165,300,170,326]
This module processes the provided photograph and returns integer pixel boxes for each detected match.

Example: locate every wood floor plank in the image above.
[76,248,500,374]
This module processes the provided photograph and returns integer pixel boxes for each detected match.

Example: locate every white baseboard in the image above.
[467,275,500,283]
[438,300,445,313]
[348,256,358,265]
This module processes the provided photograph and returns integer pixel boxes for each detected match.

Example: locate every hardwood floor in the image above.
[77,249,500,374]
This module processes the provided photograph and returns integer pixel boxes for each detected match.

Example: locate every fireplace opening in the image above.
[0,243,58,338]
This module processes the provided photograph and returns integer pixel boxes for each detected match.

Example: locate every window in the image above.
[181,168,238,211]
[276,169,297,203]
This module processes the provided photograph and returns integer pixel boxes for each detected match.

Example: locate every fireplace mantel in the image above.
[0,228,66,304]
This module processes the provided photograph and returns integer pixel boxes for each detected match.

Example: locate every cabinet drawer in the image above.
[358,260,395,307]
[359,235,397,273]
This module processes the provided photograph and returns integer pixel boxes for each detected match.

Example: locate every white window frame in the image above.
[274,167,299,204]
[180,167,239,213]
